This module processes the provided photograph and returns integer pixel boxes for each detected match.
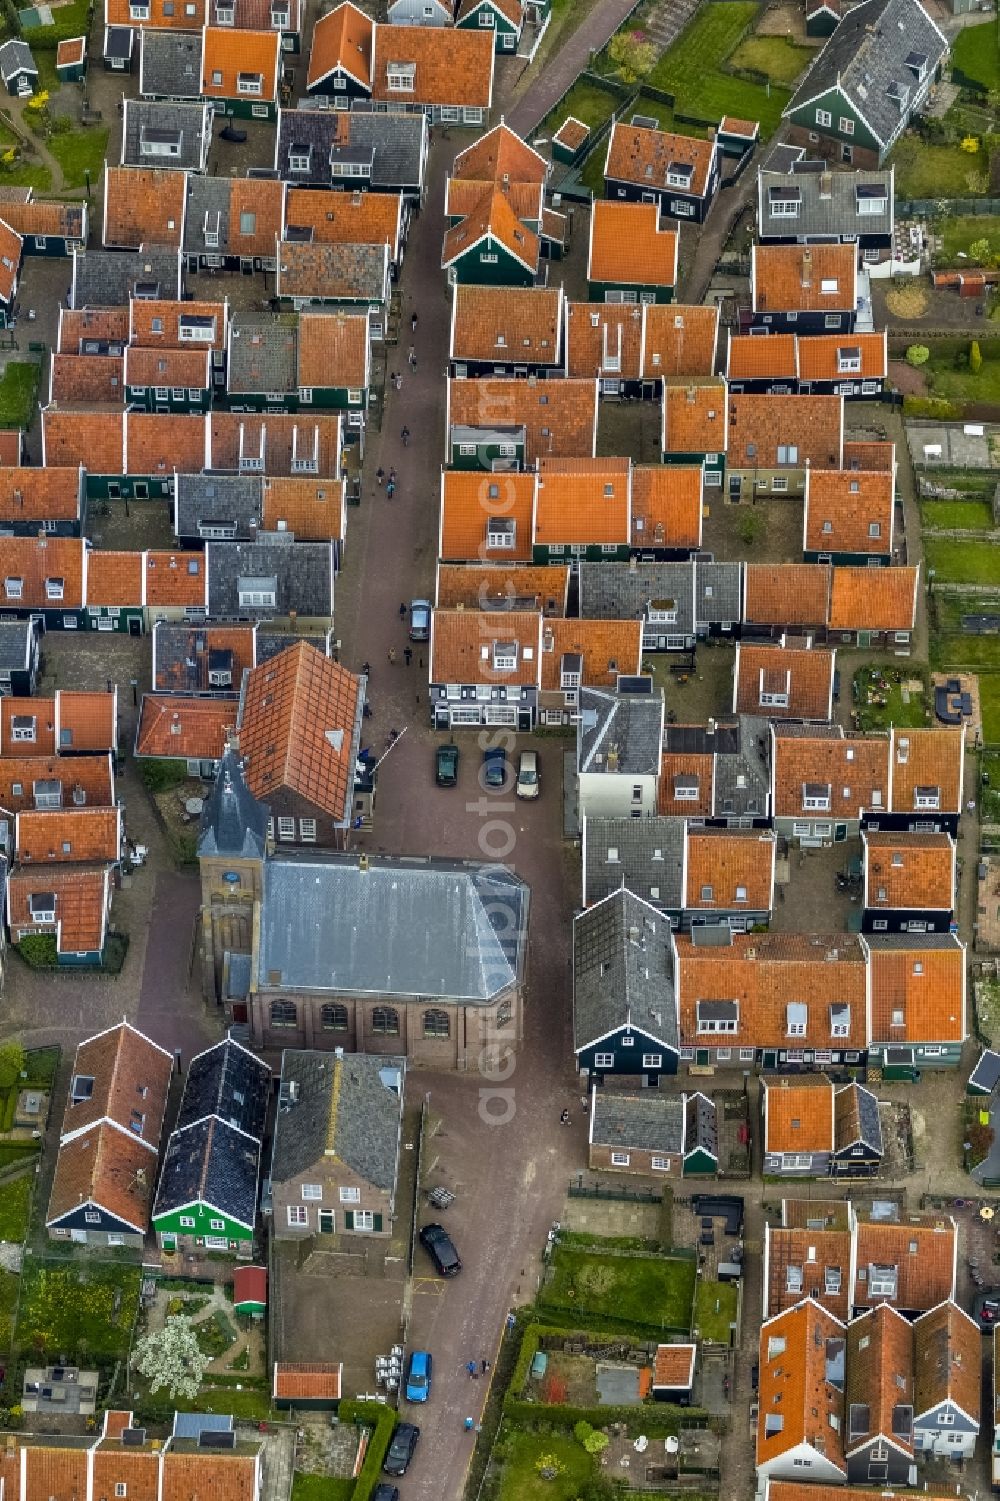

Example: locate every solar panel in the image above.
[199,1430,236,1449]
[122,1429,147,1447]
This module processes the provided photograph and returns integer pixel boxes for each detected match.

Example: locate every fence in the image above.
[898,197,1000,217]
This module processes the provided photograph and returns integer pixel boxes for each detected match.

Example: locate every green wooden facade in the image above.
[663,447,725,487]
[153,1199,254,1248]
[126,384,211,414]
[588,281,674,305]
[86,604,144,634]
[227,386,366,414]
[449,429,525,469]
[446,232,535,287]
[532,540,629,564]
[787,85,880,157]
[456,0,520,51]
[682,1145,719,1176]
[216,95,278,122]
[85,473,174,501]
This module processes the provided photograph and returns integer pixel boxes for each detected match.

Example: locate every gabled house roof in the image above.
[744,564,832,627]
[734,643,835,720]
[772,724,889,821]
[845,1302,914,1456]
[442,188,539,274]
[834,1081,882,1157]
[752,242,857,314]
[604,121,716,198]
[888,725,963,814]
[58,306,129,353]
[205,538,334,618]
[663,377,727,456]
[176,1036,271,1137]
[42,408,124,474]
[756,1299,847,1476]
[862,830,954,912]
[71,246,183,308]
[122,97,212,172]
[565,301,643,381]
[201,26,281,103]
[306,0,373,92]
[578,686,665,779]
[582,815,685,909]
[129,411,208,477]
[144,548,208,608]
[87,551,144,609]
[47,1122,158,1231]
[0,753,114,814]
[49,354,125,405]
[758,164,894,241]
[572,888,678,1054]
[153,1114,261,1227]
[103,166,187,250]
[684,826,775,912]
[260,476,346,543]
[798,332,888,383]
[642,302,719,379]
[0,465,82,525]
[269,1049,404,1192]
[912,1300,981,1424]
[727,331,798,382]
[59,1020,173,1143]
[727,393,843,470]
[0,535,86,610]
[451,282,563,366]
[631,464,702,552]
[124,346,211,391]
[438,468,536,562]
[0,697,55,756]
[534,456,630,548]
[7,864,110,954]
[447,375,597,461]
[435,563,569,613]
[130,296,228,348]
[453,122,546,184]
[763,1075,834,1155]
[589,1089,686,1156]
[430,608,541,686]
[153,621,258,693]
[853,1211,957,1313]
[275,106,426,193]
[16,805,120,865]
[764,1223,853,1321]
[588,200,677,289]
[210,411,342,475]
[370,24,494,108]
[804,467,894,556]
[138,26,205,98]
[863,932,965,1045]
[538,618,643,693]
[136,693,237,760]
[285,186,402,260]
[275,239,389,303]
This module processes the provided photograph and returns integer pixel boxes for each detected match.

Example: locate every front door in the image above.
[729,475,742,500]
[695,1048,710,1067]
[232,1002,248,1024]
[319,1210,335,1234]
[834,823,847,842]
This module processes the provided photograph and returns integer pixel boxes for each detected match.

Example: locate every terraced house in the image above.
[603,121,720,224]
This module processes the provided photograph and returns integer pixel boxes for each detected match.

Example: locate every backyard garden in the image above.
[16,1258,141,1363]
[851,664,930,732]
[539,1241,697,1337]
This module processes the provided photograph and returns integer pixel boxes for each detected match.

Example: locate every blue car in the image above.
[482,746,508,789]
[405,1350,432,1403]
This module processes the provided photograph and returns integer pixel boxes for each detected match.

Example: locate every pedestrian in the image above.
[464,1418,474,1431]
[389,467,397,484]
[389,372,397,389]
[481,1358,489,1375]
[404,647,412,667]
[362,661,370,677]
[560,1108,570,1125]
[580,1096,588,1110]
[375,466,385,487]
[394,371,402,391]
[399,602,406,620]
[408,345,416,370]
[388,648,396,665]
[968,799,977,814]
[411,312,418,333]
[466,1361,477,1378]
[401,425,410,447]
[387,478,396,499]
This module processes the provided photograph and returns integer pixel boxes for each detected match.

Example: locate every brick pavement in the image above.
[505,0,645,135]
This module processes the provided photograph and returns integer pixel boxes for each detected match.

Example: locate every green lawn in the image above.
[544,79,619,136]
[173,1384,272,1419]
[693,1279,738,1344]
[936,214,1000,266]
[925,537,1000,585]
[0,1269,17,1351]
[952,18,1000,92]
[291,1476,354,1501]
[890,137,991,199]
[48,126,108,190]
[926,353,1000,405]
[921,499,995,530]
[0,364,39,429]
[0,1174,33,1243]
[497,1430,595,1501]
[646,2,790,136]
[16,1260,141,1360]
[728,33,813,86]
[541,1247,696,1335]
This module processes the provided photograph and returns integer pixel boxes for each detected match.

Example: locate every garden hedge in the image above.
[502,1397,711,1434]
[339,1400,397,1501]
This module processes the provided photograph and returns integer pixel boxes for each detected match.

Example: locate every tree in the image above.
[905,345,930,367]
[131,1318,210,1400]
[737,510,764,546]
[582,1429,610,1454]
[608,30,656,83]
[969,238,992,266]
[970,339,983,374]
[0,1042,25,1091]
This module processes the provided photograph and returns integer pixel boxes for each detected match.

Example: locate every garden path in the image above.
[1,98,68,194]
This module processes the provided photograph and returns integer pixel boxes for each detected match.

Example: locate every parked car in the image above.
[383,1423,419,1477]
[419,1222,462,1277]
[972,1290,1000,1329]
[409,599,431,641]
[372,1488,399,1501]
[516,749,540,800]
[482,746,508,789]
[435,742,459,787]
[405,1349,432,1403]
[219,124,248,143]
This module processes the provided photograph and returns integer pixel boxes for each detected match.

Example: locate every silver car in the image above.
[516,750,540,799]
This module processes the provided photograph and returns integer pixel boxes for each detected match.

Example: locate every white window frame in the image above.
[610,1151,630,1166]
[287,1205,308,1226]
[594,1051,614,1068]
[301,1184,322,1201]
[339,1186,361,1204]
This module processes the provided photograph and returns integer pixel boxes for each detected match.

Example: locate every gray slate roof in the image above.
[836,1081,883,1154]
[591,1092,684,1153]
[176,1037,271,1138]
[198,748,270,860]
[579,560,742,633]
[785,0,948,149]
[277,240,389,302]
[71,248,183,308]
[573,889,678,1053]
[276,107,426,191]
[258,855,529,1003]
[664,716,771,820]
[185,175,231,255]
[139,27,203,99]
[228,317,298,395]
[758,164,893,240]
[270,1050,405,1191]
[583,817,684,909]
[206,538,334,619]
[153,1115,261,1227]
[578,687,664,778]
[175,473,263,541]
[694,561,743,627]
[685,1091,719,1160]
[122,98,211,171]
[0,40,37,82]
[0,620,35,672]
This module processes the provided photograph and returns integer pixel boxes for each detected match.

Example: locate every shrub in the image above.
[737,511,764,546]
[971,339,983,374]
[970,237,993,266]
[139,758,190,792]
[583,1429,610,1454]
[17,935,57,968]
[902,395,961,419]
[608,30,656,83]
[961,135,980,152]
[906,345,930,367]
[574,1421,593,1444]
[0,1043,25,1091]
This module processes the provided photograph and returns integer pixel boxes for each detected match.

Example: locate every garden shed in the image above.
[233,1264,267,1318]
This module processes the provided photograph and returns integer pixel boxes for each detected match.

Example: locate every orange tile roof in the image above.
[889,726,963,814]
[631,464,702,551]
[239,641,361,822]
[371,24,494,107]
[443,188,540,273]
[60,1020,172,1139]
[161,1448,259,1501]
[106,0,204,24]
[797,331,887,383]
[87,550,143,608]
[805,469,893,556]
[286,187,400,254]
[144,550,207,608]
[452,284,562,364]
[0,430,20,465]
[854,1215,957,1313]
[136,693,237,759]
[0,218,21,304]
[297,311,369,390]
[273,1362,342,1400]
[261,475,345,542]
[663,378,727,456]
[446,177,542,224]
[539,618,642,692]
[17,805,119,866]
[764,1075,834,1154]
[744,564,832,626]
[0,464,81,524]
[606,122,716,198]
[430,609,541,687]
[43,408,124,474]
[866,938,965,1046]
[845,1303,914,1453]
[756,1300,847,1473]
[765,1226,853,1322]
[275,237,388,301]
[684,827,774,911]
[8,864,109,953]
[719,115,758,137]
[913,1300,980,1422]
[535,457,630,547]
[50,354,125,405]
[153,622,258,691]
[210,411,342,476]
[0,753,114,814]
[130,298,227,349]
[229,178,284,260]
[2,697,55,755]
[753,243,857,314]
[735,644,835,719]
[56,35,86,65]
[652,1344,696,1388]
[642,303,719,379]
[0,197,84,240]
[659,749,713,816]
[772,728,889,820]
[439,469,536,561]
[92,1437,160,1501]
[828,565,918,631]
[56,690,117,753]
[589,200,677,289]
[435,563,570,612]
[307,0,373,91]
[202,27,281,101]
[124,346,211,390]
[59,306,129,353]
[844,439,895,472]
[728,332,798,381]
[768,1479,960,1501]
[0,534,86,610]
[863,831,954,912]
[565,300,643,380]
[675,931,868,1051]
[104,167,186,250]
[727,393,843,470]
[454,123,546,185]
[127,412,207,477]
[448,375,597,461]
[552,116,589,152]
[21,1448,94,1501]
[100,1412,134,1440]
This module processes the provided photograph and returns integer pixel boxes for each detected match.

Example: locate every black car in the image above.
[383,1423,419,1477]
[219,124,248,143]
[372,1487,399,1501]
[419,1221,462,1276]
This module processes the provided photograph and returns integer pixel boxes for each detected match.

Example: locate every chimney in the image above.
[802,249,813,288]
[358,853,369,872]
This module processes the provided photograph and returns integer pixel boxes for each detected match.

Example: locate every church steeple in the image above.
[197,746,269,860]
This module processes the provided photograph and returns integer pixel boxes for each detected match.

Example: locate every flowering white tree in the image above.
[131,1317,211,1400]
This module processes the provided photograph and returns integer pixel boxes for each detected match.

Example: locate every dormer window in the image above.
[666,161,693,190]
[786,1002,807,1037]
[289,145,312,172]
[216,3,234,18]
[868,1264,898,1298]
[46,577,65,601]
[802,783,830,811]
[830,1004,850,1037]
[837,348,862,374]
[237,72,263,95]
[4,576,22,599]
[387,61,415,92]
[487,518,516,550]
[29,892,56,924]
[492,641,518,672]
[820,279,839,295]
[11,716,35,742]
[914,786,939,809]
